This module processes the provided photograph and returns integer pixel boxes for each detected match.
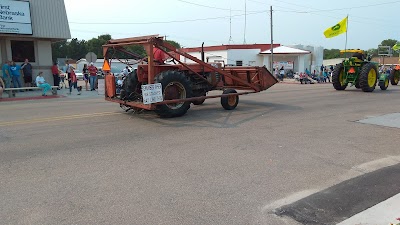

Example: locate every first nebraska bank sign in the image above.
[0,0,32,35]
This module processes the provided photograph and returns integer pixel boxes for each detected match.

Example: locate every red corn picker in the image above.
[102,35,278,117]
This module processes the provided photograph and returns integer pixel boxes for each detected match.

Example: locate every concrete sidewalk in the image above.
[338,193,400,225]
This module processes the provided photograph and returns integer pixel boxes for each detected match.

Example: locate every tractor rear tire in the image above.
[221,89,239,110]
[359,63,377,92]
[379,77,389,90]
[154,70,192,118]
[332,63,347,90]
[120,69,139,100]
[390,69,399,85]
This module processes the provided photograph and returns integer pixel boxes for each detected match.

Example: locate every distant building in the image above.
[180,44,322,74]
[76,59,139,74]
[0,0,70,82]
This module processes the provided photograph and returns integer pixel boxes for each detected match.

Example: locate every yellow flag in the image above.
[323,16,348,38]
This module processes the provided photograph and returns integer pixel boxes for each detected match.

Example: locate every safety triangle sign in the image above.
[102,60,111,71]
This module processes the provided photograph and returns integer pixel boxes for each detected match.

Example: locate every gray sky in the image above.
[64,0,400,50]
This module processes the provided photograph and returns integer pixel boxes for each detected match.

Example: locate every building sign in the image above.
[142,83,163,104]
[0,0,32,35]
[273,61,294,70]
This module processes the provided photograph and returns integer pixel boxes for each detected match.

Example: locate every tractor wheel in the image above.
[332,63,347,90]
[359,63,377,92]
[192,93,206,105]
[154,70,192,118]
[379,77,389,90]
[120,69,140,100]
[355,82,361,89]
[390,69,400,85]
[221,89,239,110]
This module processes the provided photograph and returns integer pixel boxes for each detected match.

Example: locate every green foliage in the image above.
[52,34,179,61]
[165,40,181,49]
[323,49,340,59]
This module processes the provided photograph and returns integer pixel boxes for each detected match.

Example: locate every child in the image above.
[68,69,81,95]
[116,75,123,94]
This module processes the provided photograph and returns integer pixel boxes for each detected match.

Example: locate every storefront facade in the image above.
[0,0,70,82]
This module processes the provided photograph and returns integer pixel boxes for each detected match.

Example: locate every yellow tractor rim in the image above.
[367,69,377,87]
[395,76,399,83]
[385,78,389,87]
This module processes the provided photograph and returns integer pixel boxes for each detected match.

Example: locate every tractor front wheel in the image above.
[154,70,192,118]
[379,77,389,90]
[120,69,140,101]
[390,69,400,85]
[332,63,347,90]
[221,89,239,110]
[359,63,377,92]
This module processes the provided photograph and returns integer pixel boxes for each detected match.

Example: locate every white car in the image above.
[74,70,84,80]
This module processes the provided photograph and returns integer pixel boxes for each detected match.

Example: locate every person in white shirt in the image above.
[122,66,130,77]
[36,72,51,96]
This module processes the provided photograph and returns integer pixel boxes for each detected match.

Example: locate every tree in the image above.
[51,40,69,62]
[86,34,112,58]
[323,49,340,59]
[165,40,181,49]
[67,38,87,60]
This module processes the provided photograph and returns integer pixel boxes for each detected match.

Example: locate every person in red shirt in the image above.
[68,69,81,95]
[88,62,98,91]
[51,62,60,90]
[153,47,167,65]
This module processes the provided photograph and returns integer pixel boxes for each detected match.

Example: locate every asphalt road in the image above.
[1,83,400,225]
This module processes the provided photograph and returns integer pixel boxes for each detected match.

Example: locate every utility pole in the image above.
[243,0,247,44]
[229,8,233,44]
[270,6,274,72]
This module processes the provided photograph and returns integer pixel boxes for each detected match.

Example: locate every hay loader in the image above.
[102,35,278,118]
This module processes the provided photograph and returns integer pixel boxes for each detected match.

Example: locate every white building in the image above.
[181,44,280,68]
[180,44,320,74]
[0,0,70,82]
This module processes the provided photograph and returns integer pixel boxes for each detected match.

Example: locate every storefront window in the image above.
[11,41,35,62]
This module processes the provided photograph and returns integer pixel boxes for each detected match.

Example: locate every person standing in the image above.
[65,62,74,88]
[1,60,11,88]
[51,62,61,90]
[279,66,285,81]
[35,72,51,96]
[82,64,89,91]
[88,62,98,91]
[10,61,23,91]
[21,59,33,89]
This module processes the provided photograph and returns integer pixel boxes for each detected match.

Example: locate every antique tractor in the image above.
[102,35,278,118]
[332,49,389,92]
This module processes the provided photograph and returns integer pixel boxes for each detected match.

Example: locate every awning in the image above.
[260,46,311,54]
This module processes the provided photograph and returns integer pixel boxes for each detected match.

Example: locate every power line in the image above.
[69,10,268,25]
[273,0,400,13]
[177,0,249,12]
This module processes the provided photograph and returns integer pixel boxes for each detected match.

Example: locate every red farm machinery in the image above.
[102,35,278,118]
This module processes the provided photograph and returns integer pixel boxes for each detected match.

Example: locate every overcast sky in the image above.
[64,0,400,50]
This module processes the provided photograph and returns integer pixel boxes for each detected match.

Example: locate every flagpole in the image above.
[344,15,349,59]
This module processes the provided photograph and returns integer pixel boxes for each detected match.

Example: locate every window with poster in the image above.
[11,41,35,62]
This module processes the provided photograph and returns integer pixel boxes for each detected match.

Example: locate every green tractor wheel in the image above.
[359,63,377,92]
[332,63,347,90]
[379,77,389,90]
[390,69,400,85]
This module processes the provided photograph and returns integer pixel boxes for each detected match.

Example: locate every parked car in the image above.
[74,70,84,80]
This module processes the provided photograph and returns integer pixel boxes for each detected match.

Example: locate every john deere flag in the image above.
[324,16,348,38]
[393,42,400,51]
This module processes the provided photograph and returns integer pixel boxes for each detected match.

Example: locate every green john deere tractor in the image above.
[332,49,389,92]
